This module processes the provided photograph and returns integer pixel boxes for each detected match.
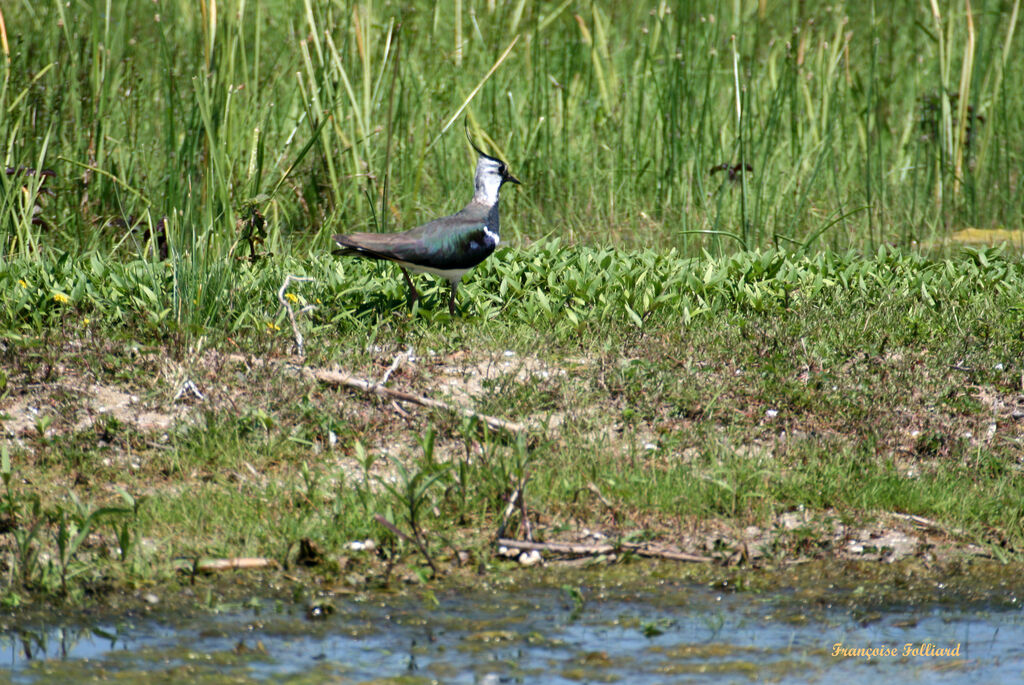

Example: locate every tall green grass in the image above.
[1,0,1021,266]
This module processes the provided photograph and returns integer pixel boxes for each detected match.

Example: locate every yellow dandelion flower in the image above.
[53,293,70,304]
[84,317,90,325]
[266,321,280,331]
[285,292,298,303]
[18,279,28,288]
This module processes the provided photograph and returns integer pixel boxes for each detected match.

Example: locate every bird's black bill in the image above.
[503,169,522,185]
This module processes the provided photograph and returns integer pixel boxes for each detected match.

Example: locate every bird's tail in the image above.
[332,234,362,257]
[332,234,393,261]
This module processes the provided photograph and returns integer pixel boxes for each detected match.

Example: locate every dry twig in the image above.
[277,274,315,356]
[378,346,414,387]
[889,512,967,538]
[496,486,522,540]
[308,367,526,434]
[585,481,621,522]
[195,557,275,572]
[221,353,526,434]
[495,538,713,564]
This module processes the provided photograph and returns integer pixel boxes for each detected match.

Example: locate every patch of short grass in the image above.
[3,245,1023,602]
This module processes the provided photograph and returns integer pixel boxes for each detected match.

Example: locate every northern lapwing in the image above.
[333,131,520,315]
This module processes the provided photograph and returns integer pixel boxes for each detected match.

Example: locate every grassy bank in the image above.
[2,0,1023,604]
[2,244,1024,603]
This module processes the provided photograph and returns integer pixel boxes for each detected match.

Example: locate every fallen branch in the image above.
[495,538,713,564]
[221,353,527,434]
[195,557,275,572]
[308,367,526,434]
[584,481,622,523]
[889,512,967,538]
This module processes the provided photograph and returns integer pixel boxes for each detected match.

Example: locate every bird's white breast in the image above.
[398,261,470,283]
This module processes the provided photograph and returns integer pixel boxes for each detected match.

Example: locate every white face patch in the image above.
[473,157,504,205]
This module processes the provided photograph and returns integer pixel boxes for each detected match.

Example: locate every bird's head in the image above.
[467,127,520,204]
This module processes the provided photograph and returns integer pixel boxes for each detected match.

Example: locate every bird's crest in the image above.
[465,121,521,190]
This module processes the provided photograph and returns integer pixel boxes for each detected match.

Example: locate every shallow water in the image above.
[3,579,1023,684]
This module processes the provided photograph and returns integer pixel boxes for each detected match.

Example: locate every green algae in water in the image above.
[5,567,1024,684]
[649,642,761,659]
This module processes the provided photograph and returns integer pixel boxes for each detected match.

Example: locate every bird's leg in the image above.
[448,281,459,316]
[400,267,420,309]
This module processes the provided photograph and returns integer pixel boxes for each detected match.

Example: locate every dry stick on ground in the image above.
[390,400,412,419]
[277,274,315,356]
[378,346,413,387]
[221,354,526,435]
[585,481,622,522]
[889,512,968,538]
[308,367,527,435]
[195,557,275,572]
[495,538,713,564]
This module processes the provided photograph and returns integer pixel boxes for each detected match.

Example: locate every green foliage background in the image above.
[2,0,1021,263]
